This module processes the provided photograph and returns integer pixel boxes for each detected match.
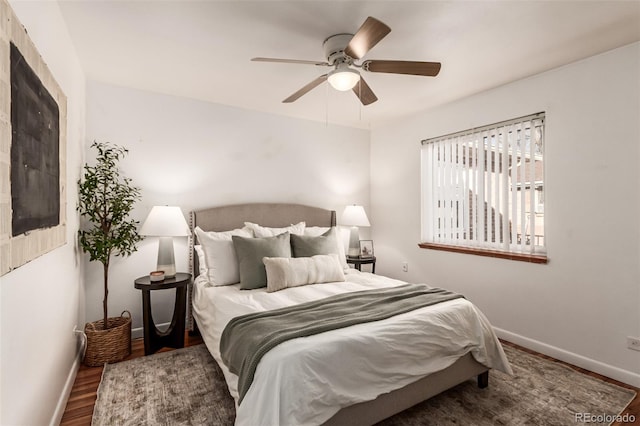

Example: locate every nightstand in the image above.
[134,272,191,355]
[346,256,376,274]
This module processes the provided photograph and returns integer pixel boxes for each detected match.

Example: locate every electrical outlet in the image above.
[402,262,409,272]
[627,336,640,351]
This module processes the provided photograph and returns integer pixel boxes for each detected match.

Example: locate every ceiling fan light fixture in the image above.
[328,66,361,91]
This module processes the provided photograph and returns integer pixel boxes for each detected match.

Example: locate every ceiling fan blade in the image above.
[344,17,391,60]
[352,77,378,106]
[363,60,441,77]
[252,57,329,66]
[283,74,328,103]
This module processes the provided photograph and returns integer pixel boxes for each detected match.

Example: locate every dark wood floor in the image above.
[60,337,639,426]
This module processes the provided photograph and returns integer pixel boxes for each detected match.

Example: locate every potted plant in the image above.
[78,141,142,366]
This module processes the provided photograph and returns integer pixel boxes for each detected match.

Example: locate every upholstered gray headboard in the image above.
[187,203,336,329]
[190,203,336,234]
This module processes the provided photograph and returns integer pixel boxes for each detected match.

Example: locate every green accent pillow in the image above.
[232,232,292,290]
[291,227,339,258]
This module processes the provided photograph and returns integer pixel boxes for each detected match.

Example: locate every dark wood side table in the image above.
[134,272,191,355]
[346,256,376,274]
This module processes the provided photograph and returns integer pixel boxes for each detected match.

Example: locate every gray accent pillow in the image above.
[291,227,339,258]
[233,232,292,290]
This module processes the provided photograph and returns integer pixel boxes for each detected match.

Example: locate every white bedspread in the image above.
[193,270,512,426]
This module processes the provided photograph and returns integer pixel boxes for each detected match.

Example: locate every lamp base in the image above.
[157,237,176,278]
[348,226,360,257]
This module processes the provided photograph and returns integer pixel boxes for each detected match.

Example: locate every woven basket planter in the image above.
[84,310,132,367]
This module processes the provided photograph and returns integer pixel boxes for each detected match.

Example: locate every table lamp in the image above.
[140,206,190,278]
[341,205,370,257]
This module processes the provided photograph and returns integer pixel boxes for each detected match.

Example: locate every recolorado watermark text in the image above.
[575,413,635,423]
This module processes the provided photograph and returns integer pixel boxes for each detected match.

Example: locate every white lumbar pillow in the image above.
[263,254,345,293]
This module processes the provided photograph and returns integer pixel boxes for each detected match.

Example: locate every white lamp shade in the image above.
[341,205,370,227]
[140,206,190,237]
[328,66,361,91]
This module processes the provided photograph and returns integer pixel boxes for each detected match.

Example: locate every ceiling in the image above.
[57,1,640,129]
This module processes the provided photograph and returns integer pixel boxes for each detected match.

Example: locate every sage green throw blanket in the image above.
[220,283,464,403]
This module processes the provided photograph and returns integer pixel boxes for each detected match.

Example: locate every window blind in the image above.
[421,113,545,254]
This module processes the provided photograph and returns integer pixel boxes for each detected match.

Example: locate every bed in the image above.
[188,203,512,426]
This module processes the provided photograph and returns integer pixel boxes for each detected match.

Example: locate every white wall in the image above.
[370,42,640,386]
[0,1,86,425]
[85,80,370,335]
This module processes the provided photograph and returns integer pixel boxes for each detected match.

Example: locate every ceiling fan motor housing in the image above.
[323,33,354,65]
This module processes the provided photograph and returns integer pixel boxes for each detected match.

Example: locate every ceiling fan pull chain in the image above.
[325,79,329,127]
[358,80,362,121]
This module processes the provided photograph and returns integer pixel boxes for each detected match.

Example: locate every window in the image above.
[420,113,546,262]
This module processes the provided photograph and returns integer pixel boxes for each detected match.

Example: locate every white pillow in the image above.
[263,254,345,293]
[194,226,253,286]
[304,226,329,236]
[244,221,306,238]
[303,226,348,270]
[194,245,207,276]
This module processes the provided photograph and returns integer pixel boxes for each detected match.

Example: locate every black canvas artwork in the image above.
[10,42,60,236]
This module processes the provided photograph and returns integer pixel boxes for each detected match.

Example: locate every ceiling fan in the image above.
[251,16,441,106]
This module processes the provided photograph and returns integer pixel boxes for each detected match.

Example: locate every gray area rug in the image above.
[92,344,636,426]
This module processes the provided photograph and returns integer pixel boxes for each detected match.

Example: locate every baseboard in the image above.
[494,327,640,388]
[49,323,171,425]
[132,322,171,340]
[50,349,82,426]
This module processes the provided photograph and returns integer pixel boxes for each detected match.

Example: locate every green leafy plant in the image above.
[78,141,142,330]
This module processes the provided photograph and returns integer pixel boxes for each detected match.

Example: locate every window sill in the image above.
[418,242,548,264]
